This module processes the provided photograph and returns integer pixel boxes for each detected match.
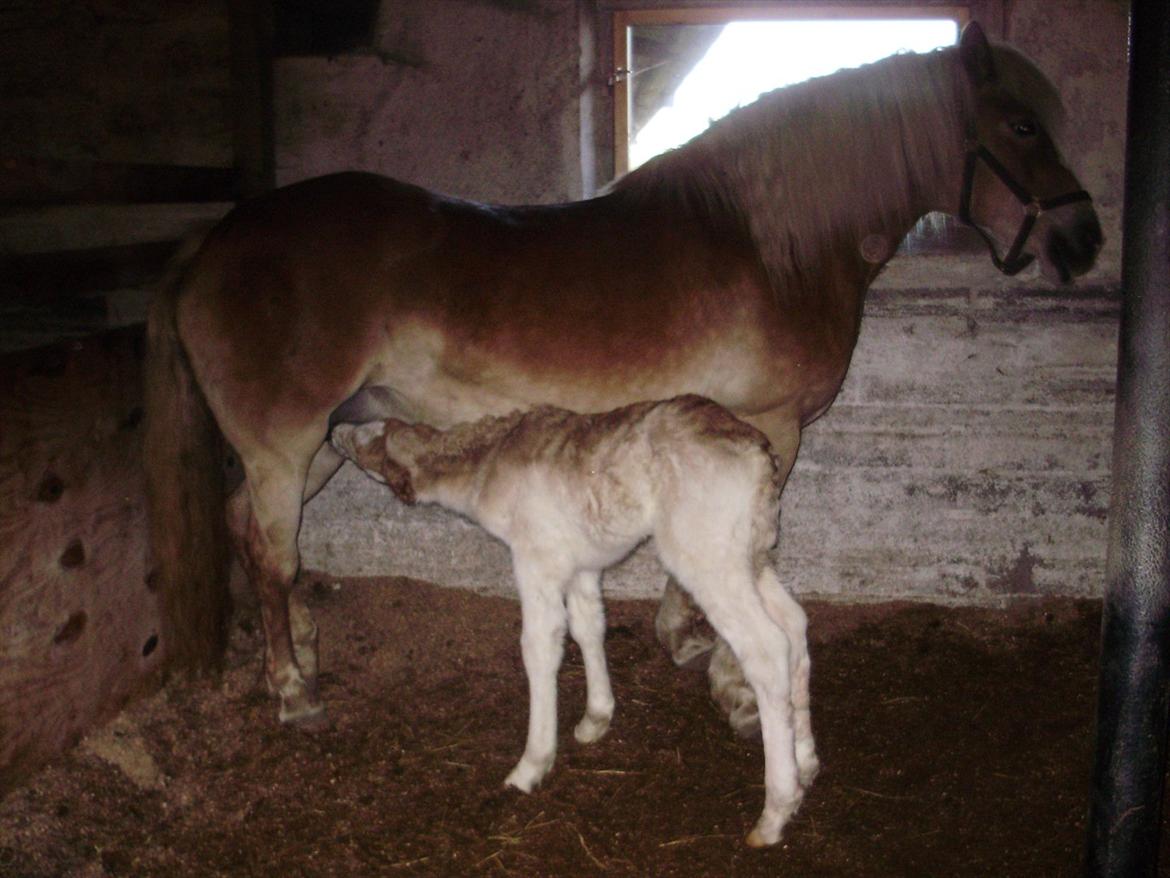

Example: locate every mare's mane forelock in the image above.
[608,41,1062,288]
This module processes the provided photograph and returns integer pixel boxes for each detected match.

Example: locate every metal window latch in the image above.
[608,67,630,86]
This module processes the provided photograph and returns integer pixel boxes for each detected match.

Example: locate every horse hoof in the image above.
[731,714,762,741]
[669,634,716,670]
[281,703,330,732]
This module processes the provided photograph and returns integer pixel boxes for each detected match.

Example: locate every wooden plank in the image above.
[0,242,178,300]
[0,327,163,788]
[0,202,231,254]
[0,157,239,206]
[231,0,276,198]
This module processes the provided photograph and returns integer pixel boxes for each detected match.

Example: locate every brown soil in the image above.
[0,575,1145,877]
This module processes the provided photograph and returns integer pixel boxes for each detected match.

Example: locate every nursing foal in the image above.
[330,394,817,847]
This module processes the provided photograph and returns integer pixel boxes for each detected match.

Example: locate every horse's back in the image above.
[171,173,451,442]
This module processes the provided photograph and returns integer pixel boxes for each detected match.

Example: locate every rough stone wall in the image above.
[298,0,1128,603]
[275,0,583,203]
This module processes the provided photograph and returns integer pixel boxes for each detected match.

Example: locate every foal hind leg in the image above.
[566,570,614,744]
[229,448,325,728]
[672,559,802,847]
[700,412,803,739]
[756,567,818,787]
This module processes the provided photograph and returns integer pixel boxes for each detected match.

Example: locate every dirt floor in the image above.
[0,574,1153,877]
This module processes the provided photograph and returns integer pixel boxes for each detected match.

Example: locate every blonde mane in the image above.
[611,41,1063,289]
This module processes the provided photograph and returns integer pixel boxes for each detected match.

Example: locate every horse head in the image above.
[956,22,1103,283]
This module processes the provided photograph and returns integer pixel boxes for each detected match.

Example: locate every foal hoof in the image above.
[745,796,801,848]
[573,712,612,745]
[504,756,552,793]
[744,811,787,848]
[745,827,778,849]
[798,751,821,788]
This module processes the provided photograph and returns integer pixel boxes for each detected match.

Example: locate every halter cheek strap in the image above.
[959,143,1093,276]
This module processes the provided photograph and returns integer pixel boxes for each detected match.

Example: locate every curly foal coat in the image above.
[330,395,817,846]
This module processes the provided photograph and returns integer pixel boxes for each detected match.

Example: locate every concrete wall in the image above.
[296,0,1130,602]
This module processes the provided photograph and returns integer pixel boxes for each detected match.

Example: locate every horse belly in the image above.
[366,319,789,431]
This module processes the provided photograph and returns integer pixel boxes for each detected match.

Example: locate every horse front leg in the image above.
[655,577,717,668]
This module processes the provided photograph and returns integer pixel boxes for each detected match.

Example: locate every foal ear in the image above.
[380,456,418,506]
[959,21,997,85]
[331,421,388,474]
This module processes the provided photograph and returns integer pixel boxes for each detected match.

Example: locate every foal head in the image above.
[955,23,1102,282]
[330,420,425,505]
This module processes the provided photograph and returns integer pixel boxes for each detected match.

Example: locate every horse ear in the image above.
[959,21,997,85]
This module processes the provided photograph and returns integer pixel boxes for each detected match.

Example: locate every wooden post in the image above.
[1084,0,1170,873]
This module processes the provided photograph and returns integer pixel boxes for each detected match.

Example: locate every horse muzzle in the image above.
[959,144,1099,281]
[1043,206,1104,283]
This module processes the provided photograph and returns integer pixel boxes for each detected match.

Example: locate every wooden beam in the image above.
[0,158,239,206]
[0,242,178,301]
[231,0,276,198]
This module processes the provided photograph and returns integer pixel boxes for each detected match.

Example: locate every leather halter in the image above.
[959,143,1093,276]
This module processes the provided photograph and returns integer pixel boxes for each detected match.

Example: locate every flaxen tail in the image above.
[143,231,232,673]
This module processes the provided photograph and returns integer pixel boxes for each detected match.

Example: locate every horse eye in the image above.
[1011,120,1038,138]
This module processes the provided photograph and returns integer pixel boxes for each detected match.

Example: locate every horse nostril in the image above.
[1081,221,1104,254]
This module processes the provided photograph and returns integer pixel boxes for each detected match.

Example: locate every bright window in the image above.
[613,6,968,175]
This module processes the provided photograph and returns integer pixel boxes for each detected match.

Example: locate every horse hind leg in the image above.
[227,446,327,729]
[708,638,761,740]
[655,578,716,669]
[227,441,342,696]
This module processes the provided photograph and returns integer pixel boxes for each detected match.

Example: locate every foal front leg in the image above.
[505,559,568,793]
[566,570,614,744]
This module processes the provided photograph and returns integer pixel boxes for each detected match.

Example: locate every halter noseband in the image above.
[959,143,1093,276]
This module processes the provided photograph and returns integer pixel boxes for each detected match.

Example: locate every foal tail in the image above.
[143,230,232,674]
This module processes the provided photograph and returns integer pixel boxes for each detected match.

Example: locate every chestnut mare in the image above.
[144,24,1101,732]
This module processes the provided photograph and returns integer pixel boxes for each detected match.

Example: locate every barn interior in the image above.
[1,1,1160,876]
